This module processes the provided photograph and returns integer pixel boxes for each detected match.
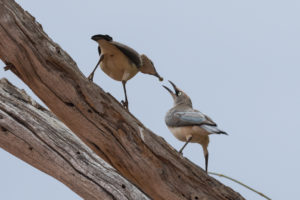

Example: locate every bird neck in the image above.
[139,55,156,75]
[97,40,113,54]
[173,102,193,109]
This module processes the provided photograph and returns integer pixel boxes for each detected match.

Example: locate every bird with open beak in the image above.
[88,34,163,110]
[163,81,228,173]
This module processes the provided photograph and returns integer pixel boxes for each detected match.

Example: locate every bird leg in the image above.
[202,146,209,173]
[179,135,192,154]
[121,80,129,110]
[88,55,103,81]
[204,152,209,173]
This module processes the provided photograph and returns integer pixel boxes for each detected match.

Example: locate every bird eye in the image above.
[178,92,182,96]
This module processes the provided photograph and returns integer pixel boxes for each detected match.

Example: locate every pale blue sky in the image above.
[1,0,300,199]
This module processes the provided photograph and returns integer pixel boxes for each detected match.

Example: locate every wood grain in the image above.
[0,78,149,200]
[0,0,245,199]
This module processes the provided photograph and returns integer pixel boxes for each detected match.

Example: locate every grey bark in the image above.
[0,78,149,200]
[0,0,245,199]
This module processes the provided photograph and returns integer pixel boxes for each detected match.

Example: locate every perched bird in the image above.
[163,81,227,173]
[88,34,163,109]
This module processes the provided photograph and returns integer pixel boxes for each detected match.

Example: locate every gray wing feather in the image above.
[201,125,227,135]
[111,41,142,67]
[174,111,216,126]
[166,110,227,134]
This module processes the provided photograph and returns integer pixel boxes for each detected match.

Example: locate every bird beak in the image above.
[154,72,163,82]
[168,80,180,96]
[163,85,176,99]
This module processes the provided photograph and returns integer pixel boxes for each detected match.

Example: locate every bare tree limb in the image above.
[0,78,149,200]
[209,172,272,200]
[0,0,244,199]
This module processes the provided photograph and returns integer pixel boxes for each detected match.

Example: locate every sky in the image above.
[1,0,300,199]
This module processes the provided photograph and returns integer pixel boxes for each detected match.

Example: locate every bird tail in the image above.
[218,130,228,135]
[201,125,228,135]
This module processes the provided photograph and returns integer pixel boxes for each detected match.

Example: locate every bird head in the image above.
[91,34,113,42]
[163,81,192,107]
[139,54,163,81]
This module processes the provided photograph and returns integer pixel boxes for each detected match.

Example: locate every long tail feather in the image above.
[201,125,228,135]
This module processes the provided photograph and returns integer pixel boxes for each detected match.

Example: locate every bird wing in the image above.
[111,41,142,67]
[174,111,216,126]
[201,125,227,135]
[174,110,227,135]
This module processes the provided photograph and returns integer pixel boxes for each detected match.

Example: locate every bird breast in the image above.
[100,55,138,81]
[98,41,139,81]
[168,126,209,145]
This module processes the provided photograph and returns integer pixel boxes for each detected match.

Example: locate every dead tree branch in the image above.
[0,78,149,200]
[0,0,244,199]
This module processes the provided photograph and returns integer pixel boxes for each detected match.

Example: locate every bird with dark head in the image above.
[91,34,113,42]
[88,34,163,110]
[163,81,228,173]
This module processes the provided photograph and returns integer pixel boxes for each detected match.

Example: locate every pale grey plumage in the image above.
[164,83,226,134]
[166,109,217,128]
[166,108,226,134]
[163,81,227,173]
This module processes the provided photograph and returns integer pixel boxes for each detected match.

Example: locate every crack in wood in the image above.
[0,126,7,132]
[64,101,75,107]
[87,139,112,166]
[0,107,118,199]
[0,0,245,198]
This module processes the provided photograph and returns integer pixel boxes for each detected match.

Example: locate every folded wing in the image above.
[174,111,216,126]
[174,111,227,135]
[111,41,142,67]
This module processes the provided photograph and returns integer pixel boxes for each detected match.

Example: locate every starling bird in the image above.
[88,34,163,109]
[163,81,227,172]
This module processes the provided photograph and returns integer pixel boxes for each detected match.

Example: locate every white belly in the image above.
[168,126,209,145]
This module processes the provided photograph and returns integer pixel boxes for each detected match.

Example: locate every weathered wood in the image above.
[0,0,245,199]
[0,78,149,200]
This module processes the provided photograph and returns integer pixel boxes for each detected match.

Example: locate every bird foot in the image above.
[87,74,94,82]
[4,62,15,71]
[121,100,129,110]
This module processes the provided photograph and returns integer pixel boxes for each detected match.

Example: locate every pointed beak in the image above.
[154,72,163,82]
[163,85,176,99]
[168,80,180,96]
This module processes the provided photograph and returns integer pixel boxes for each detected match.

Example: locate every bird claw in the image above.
[121,100,128,110]
[87,74,94,82]
[4,62,15,71]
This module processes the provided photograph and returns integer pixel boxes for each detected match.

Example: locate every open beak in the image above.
[163,85,176,99]
[168,80,180,96]
[163,80,180,99]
